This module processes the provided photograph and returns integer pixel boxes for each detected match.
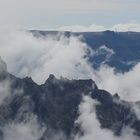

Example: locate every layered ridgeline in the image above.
[0,57,140,140]
[31,30,140,72]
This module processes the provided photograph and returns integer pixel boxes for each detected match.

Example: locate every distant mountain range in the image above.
[0,57,140,139]
[31,30,140,72]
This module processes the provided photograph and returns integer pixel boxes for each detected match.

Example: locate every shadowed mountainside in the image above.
[0,57,140,139]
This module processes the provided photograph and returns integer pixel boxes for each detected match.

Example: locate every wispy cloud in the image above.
[3,115,45,140]
[0,28,140,102]
[0,28,93,84]
[75,95,139,140]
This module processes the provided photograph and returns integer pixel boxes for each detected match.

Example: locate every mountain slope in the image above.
[0,58,140,139]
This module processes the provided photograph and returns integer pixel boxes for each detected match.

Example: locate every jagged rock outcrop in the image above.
[0,58,140,139]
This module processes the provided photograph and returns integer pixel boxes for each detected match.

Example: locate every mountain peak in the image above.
[45,74,57,84]
[48,74,55,80]
[0,57,7,75]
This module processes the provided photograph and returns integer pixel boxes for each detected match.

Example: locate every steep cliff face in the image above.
[0,58,140,139]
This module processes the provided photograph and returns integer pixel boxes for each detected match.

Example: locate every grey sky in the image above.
[0,0,140,29]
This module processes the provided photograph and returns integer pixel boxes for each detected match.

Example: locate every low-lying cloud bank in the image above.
[0,28,93,84]
[57,22,140,32]
[0,28,140,139]
[0,28,140,101]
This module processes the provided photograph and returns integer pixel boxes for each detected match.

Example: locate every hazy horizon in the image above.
[0,0,140,30]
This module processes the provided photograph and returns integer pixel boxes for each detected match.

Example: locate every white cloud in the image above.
[0,28,140,102]
[94,63,140,102]
[57,22,140,32]
[111,22,140,32]
[0,27,140,140]
[0,28,93,84]
[92,45,115,64]
[3,116,45,140]
[75,95,139,140]
[58,24,106,32]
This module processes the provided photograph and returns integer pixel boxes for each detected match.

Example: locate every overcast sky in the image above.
[0,0,140,29]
